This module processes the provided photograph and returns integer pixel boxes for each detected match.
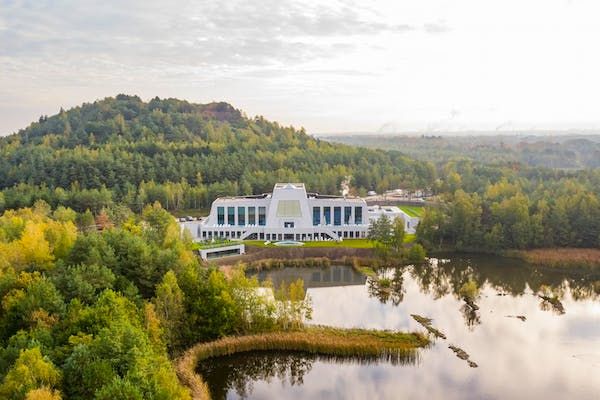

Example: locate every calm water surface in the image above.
[198,256,600,400]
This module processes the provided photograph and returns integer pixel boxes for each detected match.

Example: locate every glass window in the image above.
[248,207,256,225]
[258,206,266,226]
[313,206,321,226]
[324,207,331,225]
[227,207,235,225]
[334,207,341,226]
[344,206,352,224]
[355,207,363,224]
[217,206,225,225]
[238,207,245,226]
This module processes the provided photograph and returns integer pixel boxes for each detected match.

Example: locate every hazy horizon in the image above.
[2,0,600,136]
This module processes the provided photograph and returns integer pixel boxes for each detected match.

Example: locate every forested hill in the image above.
[0,95,435,212]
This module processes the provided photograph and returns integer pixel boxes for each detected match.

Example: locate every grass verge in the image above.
[190,240,238,250]
[176,326,429,400]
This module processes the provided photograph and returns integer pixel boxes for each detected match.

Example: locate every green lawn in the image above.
[399,205,424,218]
[190,240,237,250]
[404,233,416,244]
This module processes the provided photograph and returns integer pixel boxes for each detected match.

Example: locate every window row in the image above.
[217,206,266,226]
[312,206,363,226]
[201,230,366,240]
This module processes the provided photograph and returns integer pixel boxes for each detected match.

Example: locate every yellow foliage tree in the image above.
[0,347,61,400]
[17,222,54,270]
[25,387,62,400]
[44,220,77,260]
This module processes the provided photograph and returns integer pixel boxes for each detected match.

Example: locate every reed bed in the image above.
[176,326,429,400]
[516,248,600,269]
[247,257,331,271]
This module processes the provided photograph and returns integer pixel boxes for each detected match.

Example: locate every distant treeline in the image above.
[323,134,600,169]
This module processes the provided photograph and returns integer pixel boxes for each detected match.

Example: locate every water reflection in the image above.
[197,351,314,400]
[197,351,421,400]
[459,303,481,329]
[209,258,600,399]
[410,255,600,303]
[253,265,366,289]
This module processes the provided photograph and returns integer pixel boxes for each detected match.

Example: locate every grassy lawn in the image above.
[399,205,424,218]
[190,240,237,250]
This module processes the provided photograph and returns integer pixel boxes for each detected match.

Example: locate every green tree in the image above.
[153,270,186,352]
[94,378,142,400]
[0,347,61,400]
[52,263,116,304]
[407,244,426,264]
[390,217,406,254]
[448,190,482,248]
[368,215,392,258]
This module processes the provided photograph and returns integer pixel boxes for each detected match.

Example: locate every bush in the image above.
[459,279,480,300]
[407,244,426,264]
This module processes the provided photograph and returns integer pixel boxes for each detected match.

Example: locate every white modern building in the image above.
[180,183,419,242]
[367,205,419,234]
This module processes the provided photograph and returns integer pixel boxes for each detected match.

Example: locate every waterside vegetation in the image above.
[176,326,429,400]
[511,248,600,269]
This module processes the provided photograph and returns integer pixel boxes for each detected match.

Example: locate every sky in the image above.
[1,0,600,135]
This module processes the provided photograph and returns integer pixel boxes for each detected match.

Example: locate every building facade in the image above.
[181,183,418,242]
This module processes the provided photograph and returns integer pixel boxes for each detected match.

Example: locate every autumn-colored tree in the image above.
[25,387,62,400]
[0,347,61,400]
[95,209,114,231]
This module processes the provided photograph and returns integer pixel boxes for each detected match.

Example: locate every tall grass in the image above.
[516,248,600,269]
[247,257,331,271]
[176,326,429,400]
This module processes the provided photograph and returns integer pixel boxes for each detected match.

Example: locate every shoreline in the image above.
[175,326,429,400]
[506,248,600,270]
[427,247,600,270]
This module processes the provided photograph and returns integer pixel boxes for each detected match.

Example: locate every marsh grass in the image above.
[176,326,429,400]
[514,248,600,269]
[247,257,331,271]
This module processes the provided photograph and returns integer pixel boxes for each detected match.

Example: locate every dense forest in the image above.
[0,202,308,399]
[417,159,600,250]
[0,95,435,212]
[321,134,600,251]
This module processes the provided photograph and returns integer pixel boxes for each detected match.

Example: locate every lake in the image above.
[197,256,600,399]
